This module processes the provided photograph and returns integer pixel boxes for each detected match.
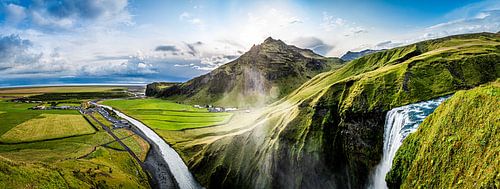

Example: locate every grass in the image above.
[85,112,151,161]
[0,114,96,143]
[92,112,113,128]
[105,129,151,162]
[0,99,151,188]
[386,81,500,188]
[102,98,233,130]
[141,32,500,188]
[0,101,78,136]
[57,102,82,106]
[0,129,150,188]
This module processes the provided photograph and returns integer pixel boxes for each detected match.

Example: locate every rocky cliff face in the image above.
[145,82,177,97]
[156,37,344,106]
[179,32,500,188]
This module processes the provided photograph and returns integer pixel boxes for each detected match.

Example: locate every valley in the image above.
[0,32,498,189]
[1,1,499,188]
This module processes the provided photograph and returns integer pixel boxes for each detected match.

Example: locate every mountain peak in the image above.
[263,37,277,43]
[262,37,286,46]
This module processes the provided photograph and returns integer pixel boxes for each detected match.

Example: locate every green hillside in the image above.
[160,32,500,188]
[152,37,344,107]
[386,81,499,188]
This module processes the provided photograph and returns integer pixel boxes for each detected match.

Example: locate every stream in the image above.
[98,104,202,189]
[367,96,450,189]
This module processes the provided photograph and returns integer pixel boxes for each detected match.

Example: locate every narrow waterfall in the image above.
[98,104,202,189]
[368,96,450,189]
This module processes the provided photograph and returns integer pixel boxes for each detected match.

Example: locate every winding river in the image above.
[368,96,450,189]
[98,104,202,189]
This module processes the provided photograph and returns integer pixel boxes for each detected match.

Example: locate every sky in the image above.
[0,0,499,87]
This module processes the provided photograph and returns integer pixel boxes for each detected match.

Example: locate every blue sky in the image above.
[0,0,499,87]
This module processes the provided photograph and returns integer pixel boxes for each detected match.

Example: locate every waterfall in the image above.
[98,104,202,189]
[368,96,450,189]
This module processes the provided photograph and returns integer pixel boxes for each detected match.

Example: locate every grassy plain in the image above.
[102,98,233,130]
[0,95,151,188]
[0,114,96,143]
[0,100,78,136]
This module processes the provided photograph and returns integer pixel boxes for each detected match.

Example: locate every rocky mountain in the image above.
[151,37,344,106]
[172,32,499,188]
[340,49,381,61]
[145,82,178,96]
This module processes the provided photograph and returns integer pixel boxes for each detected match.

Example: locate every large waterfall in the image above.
[368,96,450,189]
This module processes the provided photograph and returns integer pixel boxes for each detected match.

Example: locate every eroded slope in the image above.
[162,32,500,188]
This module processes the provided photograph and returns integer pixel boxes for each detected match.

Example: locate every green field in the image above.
[0,98,151,188]
[0,100,79,136]
[57,102,82,106]
[102,98,233,130]
[104,129,151,161]
[0,114,96,143]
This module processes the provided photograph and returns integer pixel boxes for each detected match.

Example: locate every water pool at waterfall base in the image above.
[368,96,451,189]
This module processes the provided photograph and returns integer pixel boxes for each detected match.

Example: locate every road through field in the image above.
[97,103,201,189]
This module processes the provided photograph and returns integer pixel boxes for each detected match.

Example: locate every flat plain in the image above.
[0,114,96,143]
[0,86,151,188]
[102,98,233,130]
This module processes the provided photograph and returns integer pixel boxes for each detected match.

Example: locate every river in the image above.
[98,104,202,189]
[367,96,450,189]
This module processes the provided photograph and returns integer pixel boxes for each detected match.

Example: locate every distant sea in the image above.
[0,76,186,88]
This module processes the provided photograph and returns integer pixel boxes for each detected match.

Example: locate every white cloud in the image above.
[425,10,500,36]
[383,9,500,48]
[5,4,27,23]
[179,11,204,28]
[320,12,368,37]
[179,12,191,20]
[292,37,334,55]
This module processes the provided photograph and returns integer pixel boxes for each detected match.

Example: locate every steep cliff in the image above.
[386,81,499,188]
[145,82,177,97]
[177,32,499,188]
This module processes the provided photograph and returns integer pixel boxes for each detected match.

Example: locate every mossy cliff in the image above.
[145,82,178,97]
[179,32,499,188]
[386,81,499,188]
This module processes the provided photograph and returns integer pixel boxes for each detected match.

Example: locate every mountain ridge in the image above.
[174,32,500,188]
[149,37,344,106]
[340,49,382,61]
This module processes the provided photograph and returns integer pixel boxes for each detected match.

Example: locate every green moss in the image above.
[386,81,500,188]
[116,32,500,188]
